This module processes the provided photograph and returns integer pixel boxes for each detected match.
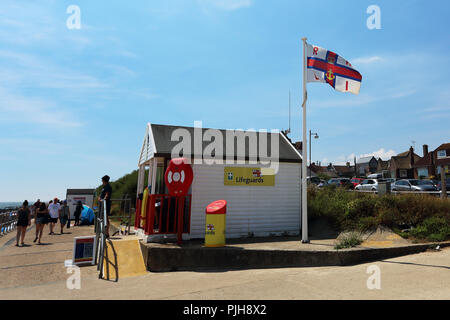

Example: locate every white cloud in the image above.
[360,148,397,160]
[333,149,396,165]
[0,88,83,128]
[197,0,253,11]
[311,89,416,109]
[352,56,384,65]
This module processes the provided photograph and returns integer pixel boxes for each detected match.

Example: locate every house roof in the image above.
[356,156,375,164]
[414,152,434,168]
[333,165,354,174]
[139,123,302,166]
[391,149,421,169]
[435,143,450,151]
[377,158,390,170]
[435,142,450,166]
[310,164,338,177]
[66,189,95,196]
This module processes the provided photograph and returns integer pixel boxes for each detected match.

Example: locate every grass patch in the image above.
[334,232,363,250]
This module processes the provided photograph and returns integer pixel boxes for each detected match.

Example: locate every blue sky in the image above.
[1,0,449,201]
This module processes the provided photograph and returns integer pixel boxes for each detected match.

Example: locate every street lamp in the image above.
[309,130,319,177]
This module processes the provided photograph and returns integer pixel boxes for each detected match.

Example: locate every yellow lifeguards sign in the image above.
[224,167,275,186]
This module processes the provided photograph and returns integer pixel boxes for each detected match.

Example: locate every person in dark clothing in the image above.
[74,201,83,226]
[98,175,112,237]
[34,202,49,244]
[16,200,31,247]
[59,200,70,234]
[33,199,41,240]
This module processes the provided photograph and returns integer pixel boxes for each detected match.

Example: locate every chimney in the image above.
[423,144,429,157]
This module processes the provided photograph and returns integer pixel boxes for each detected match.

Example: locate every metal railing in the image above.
[134,194,192,236]
[0,210,18,236]
[353,189,450,197]
[107,197,133,236]
[94,200,108,279]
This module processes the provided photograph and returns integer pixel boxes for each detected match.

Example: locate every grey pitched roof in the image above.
[356,156,375,164]
[143,123,302,164]
[66,189,95,195]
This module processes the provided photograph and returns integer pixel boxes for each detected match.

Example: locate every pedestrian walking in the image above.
[16,200,31,247]
[33,199,41,239]
[34,202,49,244]
[74,201,83,226]
[59,200,70,234]
[99,175,112,237]
[48,198,60,235]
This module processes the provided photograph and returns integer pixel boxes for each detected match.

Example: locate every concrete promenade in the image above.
[1,222,449,300]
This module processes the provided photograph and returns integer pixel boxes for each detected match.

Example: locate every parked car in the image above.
[307,176,321,185]
[328,178,354,189]
[391,179,438,192]
[355,179,380,191]
[317,180,328,188]
[436,178,450,191]
[350,178,364,188]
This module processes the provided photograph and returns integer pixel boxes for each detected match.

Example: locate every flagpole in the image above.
[301,37,309,243]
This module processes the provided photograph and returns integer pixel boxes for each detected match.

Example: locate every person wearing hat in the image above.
[59,200,70,234]
[47,197,61,235]
[98,175,112,237]
[74,201,83,226]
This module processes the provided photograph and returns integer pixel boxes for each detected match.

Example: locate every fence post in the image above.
[441,167,448,199]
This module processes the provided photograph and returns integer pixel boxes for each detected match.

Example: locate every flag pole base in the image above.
[301,240,310,244]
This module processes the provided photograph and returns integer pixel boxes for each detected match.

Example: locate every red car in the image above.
[350,178,364,188]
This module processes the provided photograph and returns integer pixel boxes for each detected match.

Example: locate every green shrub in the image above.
[308,187,450,241]
[409,217,450,242]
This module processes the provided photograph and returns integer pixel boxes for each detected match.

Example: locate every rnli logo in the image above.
[327,55,336,64]
[227,172,233,181]
[252,169,263,178]
[326,69,335,81]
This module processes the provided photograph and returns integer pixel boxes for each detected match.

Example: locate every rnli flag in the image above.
[306,44,362,95]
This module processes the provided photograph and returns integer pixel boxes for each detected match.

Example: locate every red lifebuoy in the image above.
[164,158,193,197]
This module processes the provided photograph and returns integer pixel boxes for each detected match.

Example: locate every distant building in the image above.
[66,189,95,219]
[333,162,355,178]
[309,162,338,178]
[356,156,378,177]
[389,147,421,179]
[414,143,450,179]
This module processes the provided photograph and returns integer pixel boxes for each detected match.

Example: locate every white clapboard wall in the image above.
[189,162,301,239]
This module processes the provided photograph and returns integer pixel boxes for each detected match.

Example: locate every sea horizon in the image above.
[0,202,23,209]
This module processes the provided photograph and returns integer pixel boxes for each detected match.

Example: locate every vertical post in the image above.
[309,130,311,178]
[177,196,185,245]
[301,37,309,243]
[151,158,158,195]
[440,166,447,199]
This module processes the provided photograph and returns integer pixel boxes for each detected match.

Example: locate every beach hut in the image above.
[135,123,303,241]
[66,189,95,219]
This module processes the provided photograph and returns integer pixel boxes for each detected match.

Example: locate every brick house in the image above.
[389,147,421,179]
[414,143,450,179]
[376,158,390,177]
[334,162,356,178]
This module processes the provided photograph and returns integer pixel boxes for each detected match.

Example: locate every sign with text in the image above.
[224,167,275,186]
[72,236,96,266]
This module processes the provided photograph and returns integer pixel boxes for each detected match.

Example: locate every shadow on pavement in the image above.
[380,260,450,270]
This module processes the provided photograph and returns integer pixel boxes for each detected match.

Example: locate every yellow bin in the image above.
[204,200,227,247]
